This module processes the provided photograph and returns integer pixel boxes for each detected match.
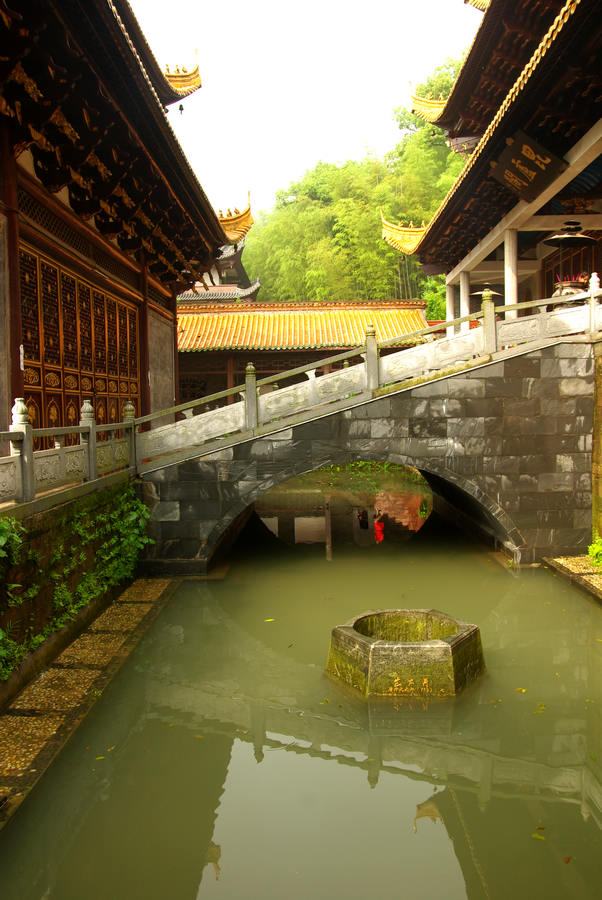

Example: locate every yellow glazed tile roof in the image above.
[178,303,428,351]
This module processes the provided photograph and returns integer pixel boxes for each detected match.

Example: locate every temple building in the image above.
[382,0,602,320]
[0,0,239,434]
[177,295,428,401]
[177,199,428,400]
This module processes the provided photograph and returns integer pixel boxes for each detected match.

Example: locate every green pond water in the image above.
[1,473,601,899]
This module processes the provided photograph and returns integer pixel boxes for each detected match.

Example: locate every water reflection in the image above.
[255,463,432,558]
[0,514,601,899]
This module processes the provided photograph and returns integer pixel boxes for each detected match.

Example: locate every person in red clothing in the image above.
[374,509,385,544]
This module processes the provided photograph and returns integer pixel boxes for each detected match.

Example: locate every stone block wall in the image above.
[142,340,597,569]
[593,343,602,540]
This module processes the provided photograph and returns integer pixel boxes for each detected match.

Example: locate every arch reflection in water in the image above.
[254,462,432,558]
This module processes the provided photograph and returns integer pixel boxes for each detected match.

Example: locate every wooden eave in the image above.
[418,0,564,137]
[412,0,602,270]
[0,0,230,290]
[109,0,201,105]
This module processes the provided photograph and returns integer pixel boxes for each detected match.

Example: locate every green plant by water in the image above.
[588,535,602,568]
[0,484,152,680]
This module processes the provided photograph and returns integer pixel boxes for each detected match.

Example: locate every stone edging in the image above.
[0,577,180,831]
[542,557,602,603]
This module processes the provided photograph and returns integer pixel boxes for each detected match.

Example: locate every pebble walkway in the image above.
[0,578,175,830]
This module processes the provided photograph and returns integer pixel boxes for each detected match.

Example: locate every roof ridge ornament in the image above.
[464,0,490,11]
[380,209,427,255]
[219,192,254,243]
[410,93,447,123]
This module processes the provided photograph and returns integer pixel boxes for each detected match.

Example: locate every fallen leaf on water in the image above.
[515,688,527,693]
[324,698,330,704]
[95,756,105,760]
[590,753,597,761]
[366,758,376,762]
[536,826,546,831]
[287,642,294,648]
[488,699,502,704]
[596,638,602,643]
[563,857,572,864]
[168,724,175,728]
[531,833,546,841]
[318,702,325,705]
[264,618,275,623]
[194,735,204,740]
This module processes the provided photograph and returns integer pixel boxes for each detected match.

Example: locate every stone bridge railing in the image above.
[135,275,601,472]
[1,274,600,508]
[0,399,136,506]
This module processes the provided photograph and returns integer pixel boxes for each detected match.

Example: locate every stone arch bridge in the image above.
[138,289,602,572]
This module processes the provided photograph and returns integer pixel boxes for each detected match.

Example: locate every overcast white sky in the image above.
[129,0,482,215]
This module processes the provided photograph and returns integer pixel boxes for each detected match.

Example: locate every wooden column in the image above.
[0,130,23,416]
[460,271,471,333]
[504,228,518,318]
[226,356,235,403]
[171,290,179,408]
[446,282,455,337]
[139,262,151,417]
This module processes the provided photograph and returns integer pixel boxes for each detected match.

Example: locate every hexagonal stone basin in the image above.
[325,608,485,698]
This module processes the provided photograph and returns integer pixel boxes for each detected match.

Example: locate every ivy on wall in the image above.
[0,484,151,681]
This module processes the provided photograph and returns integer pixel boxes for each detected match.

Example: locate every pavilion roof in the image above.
[177,301,428,352]
[385,0,602,270]
[0,0,230,288]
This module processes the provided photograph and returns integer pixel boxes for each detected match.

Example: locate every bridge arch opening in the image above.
[200,457,524,572]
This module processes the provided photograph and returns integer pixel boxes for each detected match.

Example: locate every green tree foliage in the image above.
[244,58,465,318]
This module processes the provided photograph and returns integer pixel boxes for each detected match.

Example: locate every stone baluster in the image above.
[79,399,97,481]
[123,401,136,467]
[244,363,258,429]
[481,289,498,355]
[54,433,66,484]
[589,271,600,334]
[365,324,380,391]
[9,397,35,503]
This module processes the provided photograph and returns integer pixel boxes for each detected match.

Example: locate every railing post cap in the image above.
[80,399,95,422]
[11,397,29,425]
[365,323,376,336]
[590,272,600,291]
[245,362,256,374]
[481,288,493,304]
[123,400,135,420]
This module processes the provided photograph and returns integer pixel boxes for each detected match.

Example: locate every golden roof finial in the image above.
[219,192,254,243]
[163,60,202,97]
[380,209,428,255]
[410,94,447,123]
